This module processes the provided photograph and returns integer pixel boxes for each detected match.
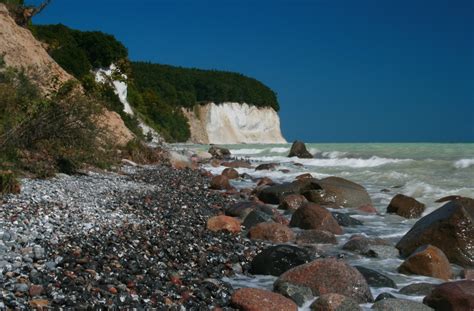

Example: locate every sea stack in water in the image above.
[396,197,474,267]
[288,141,313,158]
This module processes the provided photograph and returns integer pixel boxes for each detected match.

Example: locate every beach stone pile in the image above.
[0,165,264,309]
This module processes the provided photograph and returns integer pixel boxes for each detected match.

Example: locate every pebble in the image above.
[0,165,263,308]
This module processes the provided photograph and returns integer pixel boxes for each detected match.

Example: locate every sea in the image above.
[181,143,474,309]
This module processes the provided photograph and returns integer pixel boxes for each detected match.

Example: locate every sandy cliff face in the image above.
[183,102,286,144]
[0,4,73,95]
[0,4,133,146]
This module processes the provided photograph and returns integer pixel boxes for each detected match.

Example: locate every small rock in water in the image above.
[399,282,437,296]
[273,281,313,306]
[231,287,298,311]
[249,245,311,276]
[355,266,397,289]
[371,298,433,310]
[311,293,361,311]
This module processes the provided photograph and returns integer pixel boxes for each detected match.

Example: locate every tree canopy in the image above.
[131,62,279,111]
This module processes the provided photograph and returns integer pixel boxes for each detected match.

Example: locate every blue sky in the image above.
[33,0,473,142]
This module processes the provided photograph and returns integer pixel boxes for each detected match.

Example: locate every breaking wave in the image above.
[454,158,474,169]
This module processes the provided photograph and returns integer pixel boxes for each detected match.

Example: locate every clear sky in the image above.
[32,0,473,142]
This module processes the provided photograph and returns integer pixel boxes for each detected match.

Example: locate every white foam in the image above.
[454,158,474,169]
[321,150,347,158]
[230,148,264,155]
[269,147,290,153]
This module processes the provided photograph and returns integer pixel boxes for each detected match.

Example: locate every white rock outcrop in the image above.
[183,102,286,144]
[95,65,164,145]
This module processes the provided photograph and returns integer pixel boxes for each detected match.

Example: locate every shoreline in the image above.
[1,143,472,310]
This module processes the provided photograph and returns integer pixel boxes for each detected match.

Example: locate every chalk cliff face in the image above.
[183,102,286,144]
[95,65,164,145]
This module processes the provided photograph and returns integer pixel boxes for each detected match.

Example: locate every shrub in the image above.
[0,170,20,194]
[0,64,117,176]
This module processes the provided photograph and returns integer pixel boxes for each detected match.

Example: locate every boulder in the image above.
[279,194,308,212]
[296,229,337,245]
[274,282,313,306]
[209,175,232,190]
[398,245,453,280]
[242,210,273,229]
[372,298,433,311]
[295,173,313,181]
[249,245,312,276]
[462,269,474,280]
[288,141,313,158]
[208,145,231,159]
[387,194,426,218]
[258,181,312,204]
[276,258,373,303]
[231,287,298,311]
[303,177,372,208]
[423,280,474,311]
[255,163,278,171]
[207,215,240,233]
[311,293,361,311]
[225,201,267,218]
[355,266,397,289]
[221,167,239,179]
[290,203,343,234]
[396,198,474,267]
[257,177,274,187]
[222,160,252,168]
[248,222,295,243]
[399,283,437,296]
[331,212,363,226]
[358,204,378,214]
[343,236,397,259]
[375,293,396,302]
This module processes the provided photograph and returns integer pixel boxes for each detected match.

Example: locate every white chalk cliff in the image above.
[183,102,286,144]
[95,65,164,144]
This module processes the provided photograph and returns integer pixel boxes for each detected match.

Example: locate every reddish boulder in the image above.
[295,173,313,181]
[398,245,453,280]
[357,204,377,214]
[222,160,252,168]
[222,167,239,179]
[276,258,373,303]
[279,194,308,212]
[207,215,241,233]
[290,203,343,234]
[255,163,278,171]
[231,288,298,311]
[462,269,474,280]
[210,159,222,167]
[310,293,361,311]
[209,175,232,190]
[257,177,275,187]
[396,197,474,267]
[296,230,337,245]
[387,194,426,218]
[248,222,295,243]
[423,280,474,311]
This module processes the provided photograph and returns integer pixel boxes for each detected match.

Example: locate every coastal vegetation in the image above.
[28,23,279,142]
[0,60,114,177]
